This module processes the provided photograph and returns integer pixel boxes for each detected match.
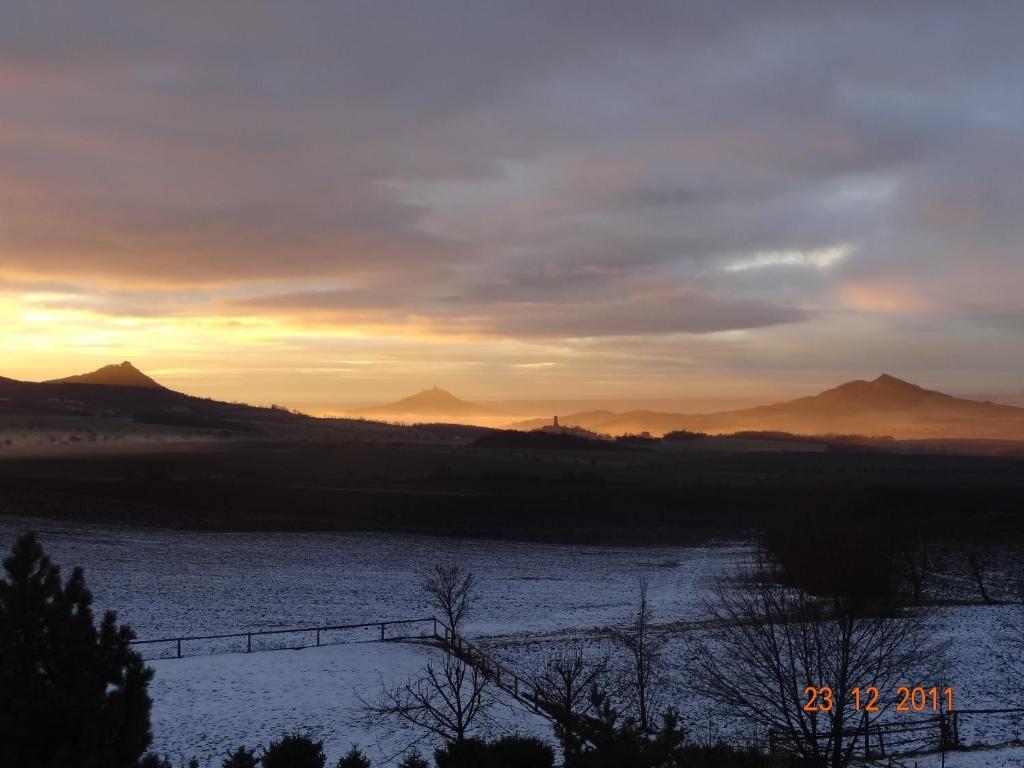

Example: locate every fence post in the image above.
[380,623,385,641]
[316,628,321,647]
[862,710,870,757]
[176,639,182,659]
[247,633,252,653]
[433,618,437,638]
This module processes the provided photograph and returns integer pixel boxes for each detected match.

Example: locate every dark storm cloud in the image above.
[1,1,1022,336]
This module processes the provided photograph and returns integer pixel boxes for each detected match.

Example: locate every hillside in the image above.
[0,363,411,443]
[47,361,163,388]
[505,374,1024,440]
[354,386,493,418]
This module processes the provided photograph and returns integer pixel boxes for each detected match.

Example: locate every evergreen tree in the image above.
[222,746,259,768]
[335,744,371,768]
[397,752,430,768]
[0,532,153,768]
[262,733,325,768]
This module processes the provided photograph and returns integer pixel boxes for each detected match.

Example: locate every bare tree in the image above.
[530,644,607,759]
[363,653,491,746]
[423,562,476,635]
[611,577,666,732]
[691,556,945,768]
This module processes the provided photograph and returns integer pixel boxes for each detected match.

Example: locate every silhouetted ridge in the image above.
[504,374,1024,440]
[0,365,319,434]
[786,373,946,414]
[357,386,492,417]
[47,361,162,389]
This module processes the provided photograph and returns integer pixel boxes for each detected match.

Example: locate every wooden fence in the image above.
[131,614,564,729]
[130,616,440,660]
[769,707,1024,762]
[436,622,554,719]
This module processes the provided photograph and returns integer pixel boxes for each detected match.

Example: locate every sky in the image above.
[1,2,1022,406]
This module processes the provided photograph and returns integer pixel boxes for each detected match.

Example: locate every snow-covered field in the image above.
[0,518,745,764]
[2,517,1023,765]
[0,518,745,639]
[148,640,552,766]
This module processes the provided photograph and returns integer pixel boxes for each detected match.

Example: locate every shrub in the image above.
[263,733,326,768]
[336,743,372,768]
[0,532,153,768]
[138,756,173,768]
[433,738,490,768]
[488,735,555,768]
[675,744,810,767]
[398,751,430,768]
[223,746,259,768]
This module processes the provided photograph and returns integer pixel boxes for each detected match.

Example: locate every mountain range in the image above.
[505,374,1024,440]
[3,364,1024,441]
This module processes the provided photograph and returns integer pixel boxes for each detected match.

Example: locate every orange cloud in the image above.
[837,280,938,315]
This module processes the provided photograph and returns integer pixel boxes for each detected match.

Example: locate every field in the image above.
[4,518,1024,765]
[1,439,1022,546]
[0,518,738,762]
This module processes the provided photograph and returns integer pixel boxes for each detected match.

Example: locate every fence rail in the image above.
[131,616,440,660]
[769,707,1024,762]
[439,625,542,711]
[130,615,557,720]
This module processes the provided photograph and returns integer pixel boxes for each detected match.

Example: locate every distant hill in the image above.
[355,386,493,418]
[0,362,387,439]
[505,374,1024,440]
[47,361,162,388]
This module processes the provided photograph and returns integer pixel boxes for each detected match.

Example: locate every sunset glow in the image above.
[1,3,1022,405]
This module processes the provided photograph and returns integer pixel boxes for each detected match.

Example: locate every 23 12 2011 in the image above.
[803,686,954,713]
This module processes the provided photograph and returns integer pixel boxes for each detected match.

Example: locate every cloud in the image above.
[837,280,939,315]
[723,244,855,273]
[0,1,1022,394]
[473,292,806,338]
[225,278,806,338]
